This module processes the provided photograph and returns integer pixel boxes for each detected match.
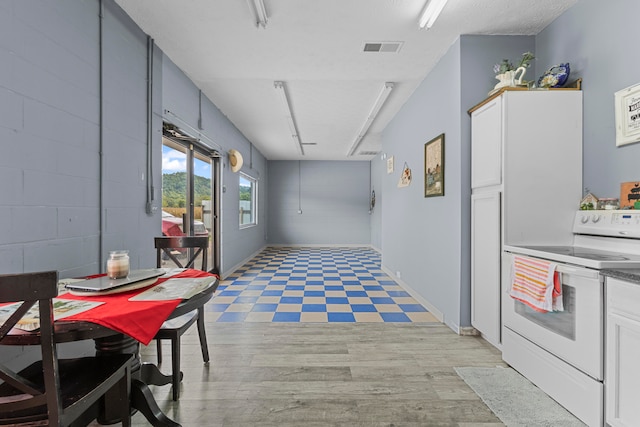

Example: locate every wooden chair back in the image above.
[155,236,208,271]
[0,271,133,426]
[0,271,64,422]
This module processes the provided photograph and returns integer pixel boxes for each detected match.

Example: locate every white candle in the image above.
[107,250,130,279]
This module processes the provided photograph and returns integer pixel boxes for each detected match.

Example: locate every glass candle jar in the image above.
[107,250,130,279]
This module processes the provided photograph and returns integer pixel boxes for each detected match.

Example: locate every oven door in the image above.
[502,251,603,380]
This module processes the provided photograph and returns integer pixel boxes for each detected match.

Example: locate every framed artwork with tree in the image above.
[424,133,444,197]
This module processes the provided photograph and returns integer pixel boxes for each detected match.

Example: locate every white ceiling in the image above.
[114,0,577,161]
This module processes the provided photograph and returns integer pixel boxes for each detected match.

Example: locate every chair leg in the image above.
[171,336,181,401]
[196,307,210,364]
[121,363,132,427]
[156,339,163,364]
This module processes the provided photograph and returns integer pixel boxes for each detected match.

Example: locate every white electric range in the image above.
[502,210,640,426]
[506,210,640,269]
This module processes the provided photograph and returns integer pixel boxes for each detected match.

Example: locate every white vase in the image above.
[494,67,527,90]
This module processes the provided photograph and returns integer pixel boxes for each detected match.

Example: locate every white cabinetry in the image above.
[469,89,582,348]
[471,191,501,346]
[606,277,640,427]
[471,97,502,189]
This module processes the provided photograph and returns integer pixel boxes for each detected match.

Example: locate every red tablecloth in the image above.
[59,269,216,345]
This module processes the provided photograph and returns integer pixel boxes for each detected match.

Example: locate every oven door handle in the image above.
[555,263,600,279]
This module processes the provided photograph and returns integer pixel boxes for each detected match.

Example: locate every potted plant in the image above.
[493,52,535,91]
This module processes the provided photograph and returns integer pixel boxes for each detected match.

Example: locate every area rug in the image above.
[454,366,586,426]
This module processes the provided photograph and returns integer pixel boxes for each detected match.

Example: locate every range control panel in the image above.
[574,210,640,237]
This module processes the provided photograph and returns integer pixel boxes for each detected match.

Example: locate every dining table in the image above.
[0,268,219,427]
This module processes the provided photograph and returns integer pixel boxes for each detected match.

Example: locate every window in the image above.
[239,172,257,227]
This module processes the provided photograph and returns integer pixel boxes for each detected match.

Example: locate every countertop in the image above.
[601,268,640,284]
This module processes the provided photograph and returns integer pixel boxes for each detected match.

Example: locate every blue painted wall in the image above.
[0,0,269,366]
[0,0,268,282]
[162,57,268,276]
[0,0,162,279]
[267,161,371,245]
[535,0,640,199]
[379,41,464,330]
[0,0,166,363]
[378,35,535,331]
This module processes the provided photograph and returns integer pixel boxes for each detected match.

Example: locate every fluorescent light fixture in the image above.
[347,82,394,156]
[418,0,449,29]
[251,0,268,28]
[274,81,304,155]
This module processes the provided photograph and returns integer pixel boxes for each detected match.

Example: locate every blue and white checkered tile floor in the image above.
[206,247,440,323]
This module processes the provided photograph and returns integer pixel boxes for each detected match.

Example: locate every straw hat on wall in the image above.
[228,149,243,173]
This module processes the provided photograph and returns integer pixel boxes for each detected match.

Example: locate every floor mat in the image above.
[455,366,586,426]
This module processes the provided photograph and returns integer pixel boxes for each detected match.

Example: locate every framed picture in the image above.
[615,82,640,147]
[424,133,444,197]
[398,162,411,188]
[387,156,394,174]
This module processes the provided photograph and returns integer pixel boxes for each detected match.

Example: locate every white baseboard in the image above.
[221,245,267,280]
[381,265,444,323]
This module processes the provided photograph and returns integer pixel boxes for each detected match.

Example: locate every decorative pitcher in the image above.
[494,67,527,90]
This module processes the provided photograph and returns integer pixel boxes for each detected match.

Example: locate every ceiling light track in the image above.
[418,0,449,29]
[347,82,394,157]
[250,0,268,28]
[274,81,304,156]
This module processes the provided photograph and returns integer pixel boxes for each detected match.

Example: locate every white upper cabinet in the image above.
[471,96,502,189]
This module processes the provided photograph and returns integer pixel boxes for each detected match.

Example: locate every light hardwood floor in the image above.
[127,321,507,426]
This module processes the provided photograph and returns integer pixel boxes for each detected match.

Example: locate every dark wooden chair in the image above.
[154,236,210,401]
[0,271,133,426]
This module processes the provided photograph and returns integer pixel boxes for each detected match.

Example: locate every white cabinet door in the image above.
[471,191,501,347]
[471,97,502,189]
[606,278,640,427]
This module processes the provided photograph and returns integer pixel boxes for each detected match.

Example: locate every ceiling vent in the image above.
[363,42,403,53]
[358,151,379,156]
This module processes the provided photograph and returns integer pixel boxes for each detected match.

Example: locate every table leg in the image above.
[94,334,181,427]
[131,378,181,427]
[141,362,183,386]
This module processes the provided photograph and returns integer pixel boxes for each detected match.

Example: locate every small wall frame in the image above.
[615,82,640,147]
[424,133,445,197]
